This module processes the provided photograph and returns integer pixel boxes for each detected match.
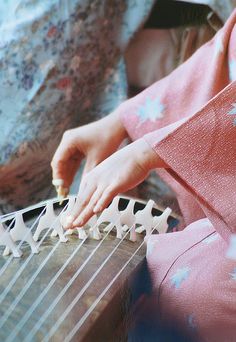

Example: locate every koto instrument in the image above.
[0,195,179,341]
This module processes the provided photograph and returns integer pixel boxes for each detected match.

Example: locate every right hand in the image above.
[63,138,166,229]
[51,111,128,192]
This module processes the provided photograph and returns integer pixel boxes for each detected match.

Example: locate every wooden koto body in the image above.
[0,196,178,341]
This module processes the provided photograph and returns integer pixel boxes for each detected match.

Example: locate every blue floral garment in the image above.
[0,0,154,213]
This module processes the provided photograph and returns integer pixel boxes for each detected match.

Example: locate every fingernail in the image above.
[73,217,83,227]
[93,206,101,213]
[73,220,83,227]
[64,215,74,229]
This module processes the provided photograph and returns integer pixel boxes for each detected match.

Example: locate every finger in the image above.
[52,178,70,200]
[52,153,82,188]
[93,184,118,213]
[63,178,96,229]
[72,187,103,227]
[51,133,83,187]
[52,157,80,201]
[82,158,97,179]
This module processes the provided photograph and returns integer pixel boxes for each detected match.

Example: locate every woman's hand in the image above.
[63,138,167,229]
[51,110,127,195]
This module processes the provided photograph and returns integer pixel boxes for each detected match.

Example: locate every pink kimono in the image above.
[119,9,236,342]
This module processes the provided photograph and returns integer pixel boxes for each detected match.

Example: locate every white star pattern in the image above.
[203,233,219,245]
[187,314,197,330]
[171,267,191,289]
[226,235,236,260]
[229,59,236,82]
[214,34,224,57]
[136,97,165,125]
[228,103,236,126]
[230,267,236,281]
[228,103,236,115]
[147,240,156,256]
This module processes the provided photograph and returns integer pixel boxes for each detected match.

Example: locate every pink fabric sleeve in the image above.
[117,10,236,230]
[144,82,236,241]
[118,10,236,142]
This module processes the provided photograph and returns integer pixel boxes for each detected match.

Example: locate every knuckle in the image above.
[80,196,89,208]
[91,195,99,206]
[62,130,74,145]
[82,175,90,188]
[104,187,116,197]
[62,130,71,139]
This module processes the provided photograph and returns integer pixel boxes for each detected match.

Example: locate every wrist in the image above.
[99,108,128,145]
[134,138,168,171]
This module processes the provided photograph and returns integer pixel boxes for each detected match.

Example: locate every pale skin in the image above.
[51,109,168,229]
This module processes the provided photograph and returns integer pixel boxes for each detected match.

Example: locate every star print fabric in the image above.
[170,267,191,289]
[119,9,236,230]
[0,0,154,213]
[136,97,165,124]
[146,219,236,342]
[118,9,236,342]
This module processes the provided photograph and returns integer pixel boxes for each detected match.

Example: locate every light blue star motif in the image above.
[214,34,224,56]
[230,268,236,280]
[147,241,156,256]
[229,59,236,82]
[171,267,191,289]
[187,314,197,330]
[203,233,219,245]
[136,97,165,124]
[227,235,236,260]
[228,103,236,115]
[227,103,236,126]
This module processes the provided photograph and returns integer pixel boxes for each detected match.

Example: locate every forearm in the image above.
[104,109,169,170]
[97,109,129,144]
[134,138,169,171]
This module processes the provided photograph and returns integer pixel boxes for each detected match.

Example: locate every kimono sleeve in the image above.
[143,82,236,241]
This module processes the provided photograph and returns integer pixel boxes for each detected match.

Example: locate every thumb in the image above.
[51,136,82,188]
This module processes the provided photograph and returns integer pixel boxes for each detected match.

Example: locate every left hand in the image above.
[63,138,167,229]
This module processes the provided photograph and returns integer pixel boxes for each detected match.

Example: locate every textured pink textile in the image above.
[118,10,236,341]
[145,82,236,241]
[119,9,236,230]
[146,219,236,341]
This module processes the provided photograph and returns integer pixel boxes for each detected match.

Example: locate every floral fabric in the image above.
[0,0,154,213]
[118,9,236,341]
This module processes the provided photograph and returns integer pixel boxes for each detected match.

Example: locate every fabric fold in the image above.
[144,81,236,240]
[119,9,236,233]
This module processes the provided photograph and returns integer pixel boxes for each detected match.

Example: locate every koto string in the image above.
[41,225,133,342]
[0,203,66,328]
[0,202,69,330]
[24,219,122,342]
[0,206,47,303]
[0,204,47,278]
[0,217,15,233]
[6,236,87,342]
[0,218,16,274]
[0,196,65,275]
[64,214,166,342]
[0,197,66,222]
